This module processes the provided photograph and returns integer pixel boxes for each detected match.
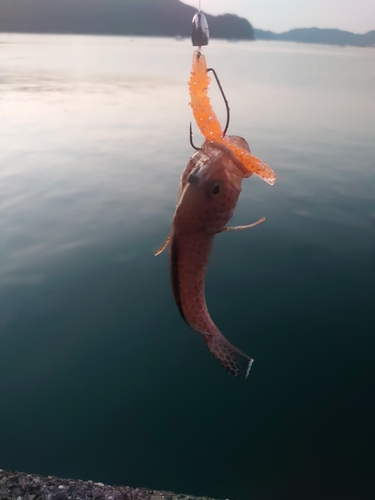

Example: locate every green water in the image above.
[0,34,374,499]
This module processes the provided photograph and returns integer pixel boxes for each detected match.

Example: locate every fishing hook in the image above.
[189,122,201,151]
[207,67,230,136]
[188,67,231,150]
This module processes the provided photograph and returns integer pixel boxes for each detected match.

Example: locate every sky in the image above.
[182,0,375,34]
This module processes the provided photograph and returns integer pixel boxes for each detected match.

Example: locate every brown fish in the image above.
[156,138,265,377]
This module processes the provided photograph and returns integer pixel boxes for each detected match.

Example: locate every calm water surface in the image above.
[0,34,374,500]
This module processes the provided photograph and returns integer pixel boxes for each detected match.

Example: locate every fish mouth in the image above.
[202,140,251,179]
[200,141,251,191]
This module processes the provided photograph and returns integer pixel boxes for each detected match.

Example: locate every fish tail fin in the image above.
[204,332,253,379]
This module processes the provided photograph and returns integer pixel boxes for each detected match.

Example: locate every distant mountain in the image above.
[254,27,375,47]
[1,1,373,47]
[0,0,254,39]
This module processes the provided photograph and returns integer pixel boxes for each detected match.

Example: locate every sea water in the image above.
[0,34,374,500]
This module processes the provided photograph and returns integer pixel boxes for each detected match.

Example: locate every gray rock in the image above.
[0,469,225,500]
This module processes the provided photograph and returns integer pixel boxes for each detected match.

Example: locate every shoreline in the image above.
[0,469,222,500]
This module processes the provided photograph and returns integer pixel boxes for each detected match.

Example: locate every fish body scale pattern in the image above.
[170,230,252,378]
[168,144,254,377]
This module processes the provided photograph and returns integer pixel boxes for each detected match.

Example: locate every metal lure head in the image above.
[191,11,209,46]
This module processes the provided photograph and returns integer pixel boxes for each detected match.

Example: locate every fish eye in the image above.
[212,184,221,195]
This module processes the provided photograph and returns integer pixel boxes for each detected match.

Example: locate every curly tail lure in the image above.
[189,49,276,185]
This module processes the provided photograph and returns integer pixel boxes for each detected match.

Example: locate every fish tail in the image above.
[204,332,253,379]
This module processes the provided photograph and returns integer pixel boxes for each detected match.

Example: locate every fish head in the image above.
[174,137,251,234]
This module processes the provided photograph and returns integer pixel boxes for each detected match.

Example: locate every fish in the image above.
[156,50,276,378]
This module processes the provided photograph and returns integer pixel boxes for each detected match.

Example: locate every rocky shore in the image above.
[0,470,222,500]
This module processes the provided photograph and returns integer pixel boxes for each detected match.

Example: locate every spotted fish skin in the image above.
[170,138,254,378]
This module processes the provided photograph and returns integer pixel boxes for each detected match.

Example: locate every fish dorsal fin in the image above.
[154,234,170,256]
[221,217,265,232]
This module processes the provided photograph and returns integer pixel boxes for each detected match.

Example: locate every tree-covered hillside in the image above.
[0,0,254,39]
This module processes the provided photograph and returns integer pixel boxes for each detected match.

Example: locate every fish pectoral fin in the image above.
[154,234,171,256]
[221,217,265,232]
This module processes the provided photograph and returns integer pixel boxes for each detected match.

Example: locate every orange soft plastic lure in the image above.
[188,49,276,186]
